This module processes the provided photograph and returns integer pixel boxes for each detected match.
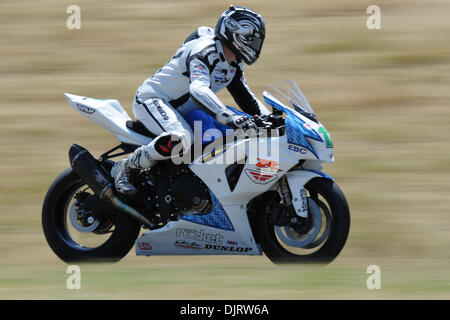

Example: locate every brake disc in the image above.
[274,198,322,248]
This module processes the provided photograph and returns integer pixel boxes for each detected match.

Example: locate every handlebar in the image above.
[252,113,285,130]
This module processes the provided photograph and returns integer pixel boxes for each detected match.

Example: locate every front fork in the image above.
[266,177,308,227]
[279,176,308,218]
[270,169,334,225]
[280,176,308,218]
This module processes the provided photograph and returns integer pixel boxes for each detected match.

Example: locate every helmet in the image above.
[215,6,265,65]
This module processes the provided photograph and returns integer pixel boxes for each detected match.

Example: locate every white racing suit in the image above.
[114,26,270,194]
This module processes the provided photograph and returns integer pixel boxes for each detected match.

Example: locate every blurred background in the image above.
[0,0,449,299]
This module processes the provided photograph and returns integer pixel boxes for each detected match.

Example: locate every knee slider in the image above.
[153,133,181,157]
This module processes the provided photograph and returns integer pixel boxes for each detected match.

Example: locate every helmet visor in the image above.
[248,36,263,53]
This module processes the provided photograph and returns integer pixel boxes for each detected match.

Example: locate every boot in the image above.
[111,158,138,196]
[111,143,160,196]
[112,131,186,195]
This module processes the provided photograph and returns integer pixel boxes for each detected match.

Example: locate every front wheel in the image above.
[254,178,350,265]
[42,168,141,263]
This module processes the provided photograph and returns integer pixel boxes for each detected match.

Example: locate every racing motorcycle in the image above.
[42,80,350,264]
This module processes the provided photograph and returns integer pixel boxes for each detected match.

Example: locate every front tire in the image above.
[254,178,350,265]
[42,168,141,263]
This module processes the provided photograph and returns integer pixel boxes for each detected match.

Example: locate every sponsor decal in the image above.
[288,144,307,154]
[255,158,280,173]
[174,240,202,250]
[76,103,95,114]
[191,72,206,79]
[227,240,238,246]
[245,169,278,184]
[224,19,239,31]
[204,244,252,252]
[300,189,308,214]
[192,63,208,76]
[92,168,109,185]
[137,242,152,251]
[155,103,169,121]
[176,228,224,244]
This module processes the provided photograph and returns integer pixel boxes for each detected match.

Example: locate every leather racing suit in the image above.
[129,26,270,169]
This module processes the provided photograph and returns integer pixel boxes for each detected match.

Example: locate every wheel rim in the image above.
[303,200,332,249]
[58,182,117,250]
[271,188,333,256]
[69,201,100,233]
[274,198,322,248]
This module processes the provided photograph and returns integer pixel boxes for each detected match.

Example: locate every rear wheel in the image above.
[42,168,141,263]
[253,178,350,265]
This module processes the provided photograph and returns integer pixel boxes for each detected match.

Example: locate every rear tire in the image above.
[254,178,350,265]
[42,168,141,263]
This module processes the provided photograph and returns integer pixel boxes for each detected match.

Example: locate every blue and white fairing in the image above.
[135,80,335,256]
[263,80,335,163]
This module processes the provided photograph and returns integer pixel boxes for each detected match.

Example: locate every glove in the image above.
[230,115,256,130]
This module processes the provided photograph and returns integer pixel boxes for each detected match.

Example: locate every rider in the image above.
[112,5,270,195]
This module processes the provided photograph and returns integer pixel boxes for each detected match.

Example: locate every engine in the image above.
[135,164,212,224]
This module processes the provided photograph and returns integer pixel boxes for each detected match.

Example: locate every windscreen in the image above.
[266,80,315,116]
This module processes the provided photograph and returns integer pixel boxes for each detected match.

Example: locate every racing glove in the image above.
[229,114,256,130]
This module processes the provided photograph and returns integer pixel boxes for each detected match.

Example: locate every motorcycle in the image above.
[42,80,350,264]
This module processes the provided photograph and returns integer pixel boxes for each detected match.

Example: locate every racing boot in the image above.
[112,132,186,195]
[111,158,139,196]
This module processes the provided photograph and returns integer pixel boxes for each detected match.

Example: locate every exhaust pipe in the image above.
[68,144,155,229]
